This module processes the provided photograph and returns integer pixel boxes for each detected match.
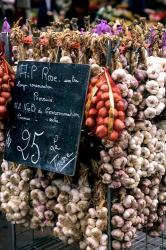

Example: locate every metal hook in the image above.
[112,38,120,53]
[134,47,141,54]
[106,38,120,72]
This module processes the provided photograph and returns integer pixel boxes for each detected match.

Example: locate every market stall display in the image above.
[0,17,166,250]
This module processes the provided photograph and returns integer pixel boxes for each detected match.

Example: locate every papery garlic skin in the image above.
[60,56,72,64]
[146,96,159,108]
[100,66,166,249]
[112,69,127,82]
[0,163,61,229]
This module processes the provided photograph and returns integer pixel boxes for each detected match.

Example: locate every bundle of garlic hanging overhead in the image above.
[53,165,92,245]
[0,161,60,229]
[99,55,166,249]
[79,179,108,250]
[100,64,166,185]
[29,169,58,229]
[144,57,166,119]
[0,160,33,227]
[111,191,138,250]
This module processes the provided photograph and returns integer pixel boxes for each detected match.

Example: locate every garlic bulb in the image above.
[0,163,32,227]
[53,165,92,246]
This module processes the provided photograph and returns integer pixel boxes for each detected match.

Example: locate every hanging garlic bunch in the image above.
[129,174,166,237]
[112,69,142,131]
[0,161,33,227]
[138,178,160,229]
[111,192,139,249]
[112,64,166,122]
[0,160,60,229]
[100,130,141,189]
[81,207,108,250]
[80,181,108,250]
[29,169,58,229]
[144,57,166,118]
[100,121,166,189]
[149,175,166,236]
[131,175,165,237]
[99,66,166,248]
[53,164,91,245]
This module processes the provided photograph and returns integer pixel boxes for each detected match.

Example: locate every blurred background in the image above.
[0,0,166,29]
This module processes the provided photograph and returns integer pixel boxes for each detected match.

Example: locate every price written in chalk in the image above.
[5,62,90,176]
[17,129,44,164]
[15,129,75,173]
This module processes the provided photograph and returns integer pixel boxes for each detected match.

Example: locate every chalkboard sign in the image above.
[4,61,90,176]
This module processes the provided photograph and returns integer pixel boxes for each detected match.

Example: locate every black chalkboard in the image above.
[4,61,90,176]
